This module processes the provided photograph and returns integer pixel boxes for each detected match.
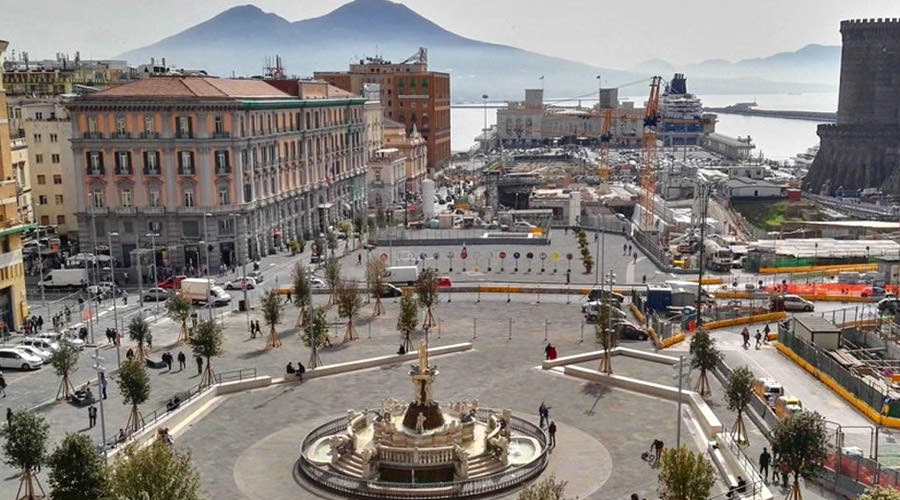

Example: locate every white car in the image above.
[19,337,61,352]
[310,276,327,288]
[225,277,257,290]
[0,347,43,370]
[13,344,53,361]
[37,331,86,350]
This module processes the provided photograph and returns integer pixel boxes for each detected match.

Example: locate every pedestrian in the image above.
[177,351,186,371]
[88,404,97,428]
[763,323,771,343]
[358,254,362,265]
[100,372,108,400]
[5,407,11,426]
[249,321,256,339]
[122,293,127,305]
[0,372,6,398]
[651,439,664,463]
[633,251,638,263]
[623,243,628,255]
[297,361,306,382]
[255,320,262,337]
[565,269,571,285]
[539,402,550,428]
[759,447,771,482]
[741,327,750,349]
[37,315,43,331]
[548,421,557,448]
[196,355,203,375]
[755,330,763,350]
[628,244,632,254]
[126,348,134,360]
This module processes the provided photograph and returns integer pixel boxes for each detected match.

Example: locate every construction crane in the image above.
[597,107,614,180]
[639,76,663,232]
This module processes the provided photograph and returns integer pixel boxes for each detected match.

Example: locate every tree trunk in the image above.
[731,410,749,446]
[423,307,436,329]
[788,474,802,500]
[308,341,322,369]
[295,307,306,329]
[267,325,281,349]
[16,468,45,500]
[694,367,711,396]
[373,295,385,316]
[598,349,613,374]
[56,371,74,401]
[200,358,216,388]
[403,332,413,352]
[179,319,189,343]
[125,404,145,436]
[343,318,357,343]
[136,341,146,361]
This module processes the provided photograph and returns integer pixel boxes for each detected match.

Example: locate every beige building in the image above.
[9,137,33,224]
[367,148,407,208]
[22,101,77,243]
[0,40,32,330]
[384,119,427,196]
[364,100,384,162]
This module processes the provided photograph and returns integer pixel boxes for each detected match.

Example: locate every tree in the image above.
[773,411,828,500]
[189,319,223,388]
[576,229,593,273]
[725,365,755,446]
[397,293,418,351]
[109,442,203,500]
[297,238,306,254]
[49,343,79,401]
[261,288,284,349]
[313,236,325,259]
[657,446,716,500]
[117,359,150,437]
[2,410,49,500]
[516,475,572,500]
[335,280,362,342]
[302,306,328,368]
[689,328,721,397]
[292,263,312,328]
[416,268,440,330]
[595,317,618,374]
[47,433,110,500]
[367,258,388,316]
[165,291,193,343]
[324,258,341,305]
[127,315,152,360]
[859,487,900,500]
[326,232,338,256]
[286,239,299,256]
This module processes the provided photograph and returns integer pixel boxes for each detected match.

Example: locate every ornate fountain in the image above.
[299,342,548,498]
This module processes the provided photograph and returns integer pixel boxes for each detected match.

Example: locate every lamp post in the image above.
[482,94,489,153]
[92,349,108,462]
[107,231,119,350]
[35,226,47,319]
[202,212,213,321]
[136,235,144,316]
[229,213,249,333]
[146,233,159,318]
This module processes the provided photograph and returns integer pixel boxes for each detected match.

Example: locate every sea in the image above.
[450,92,839,162]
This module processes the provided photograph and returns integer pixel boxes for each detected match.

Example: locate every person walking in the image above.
[196,355,203,375]
[741,327,750,349]
[759,447,771,482]
[177,351,186,371]
[163,352,173,371]
[755,330,763,350]
[6,407,11,427]
[100,373,108,400]
[565,269,571,285]
[633,251,638,263]
[539,402,550,428]
[763,323,771,344]
[0,372,6,398]
[297,361,306,382]
[88,404,97,428]
[548,421,557,448]
[623,243,628,256]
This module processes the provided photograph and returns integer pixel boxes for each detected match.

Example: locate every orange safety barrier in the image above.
[759,263,878,275]
[764,282,886,298]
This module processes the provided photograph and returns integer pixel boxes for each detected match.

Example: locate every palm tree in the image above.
[260,289,284,349]
[127,316,152,360]
[165,291,194,343]
[188,319,223,388]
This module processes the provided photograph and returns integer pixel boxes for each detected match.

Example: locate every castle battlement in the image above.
[841,18,900,32]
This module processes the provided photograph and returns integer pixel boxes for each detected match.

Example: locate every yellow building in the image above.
[0,41,32,330]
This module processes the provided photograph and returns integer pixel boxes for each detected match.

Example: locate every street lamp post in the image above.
[146,233,160,318]
[136,235,144,317]
[482,94,489,153]
[92,349,108,462]
[35,226,47,319]
[107,231,119,342]
[230,213,249,333]
[202,212,213,321]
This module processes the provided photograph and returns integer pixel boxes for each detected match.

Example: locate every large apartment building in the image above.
[68,76,367,276]
[0,40,32,330]
[315,50,450,176]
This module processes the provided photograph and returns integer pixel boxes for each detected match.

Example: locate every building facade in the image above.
[0,40,31,330]
[383,119,427,197]
[367,148,407,208]
[315,52,450,175]
[22,101,78,243]
[68,76,367,277]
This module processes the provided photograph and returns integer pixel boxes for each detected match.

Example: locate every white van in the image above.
[385,266,419,286]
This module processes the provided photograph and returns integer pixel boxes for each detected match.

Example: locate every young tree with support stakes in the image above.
[516,474,573,500]
[261,288,284,349]
[725,365,755,446]
[397,293,418,351]
[117,358,150,437]
[165,291,194,343]
[1,410,49,500]
[595,316,618,374]
[335,279,362,342]
[368,258,388,316]
[657,446,716,500]
[772,411,828,500]
[110,441,203,500]
[326,232,338,256]
[292,263,312,328]
[188,319,223,388]
[416,268,440,330]
[324,258,341,305]
[689,328,721,397]
[302,306,328,368]
[127,315,152,360]
[49,343,79,401]
[47,433,110,500]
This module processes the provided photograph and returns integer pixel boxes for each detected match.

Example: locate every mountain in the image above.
[634,44,841,86]
[119,0,834,101]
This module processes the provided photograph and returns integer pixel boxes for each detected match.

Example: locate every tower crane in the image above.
[597,107,614,180]
[639,76,662,232]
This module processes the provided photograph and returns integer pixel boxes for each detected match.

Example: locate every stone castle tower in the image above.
[804,19,900,194]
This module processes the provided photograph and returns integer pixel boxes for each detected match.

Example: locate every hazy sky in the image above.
[3,0,899,68]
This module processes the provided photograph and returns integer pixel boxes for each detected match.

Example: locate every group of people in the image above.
[21,315,44,336]
[105,327,121,345]
[160,351,187,371]
[285,361,307,381]
[248,320,263,339]
[543,343,558,360]
[538,402,557,448]
[50,308,72,331]
[741,324,771,350]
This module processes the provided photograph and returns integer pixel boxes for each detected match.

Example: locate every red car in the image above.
[157,275,187,290]
[438,276,452,287]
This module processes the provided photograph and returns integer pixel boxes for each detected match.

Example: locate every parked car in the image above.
[582,301,627,322]
[437,276,453,287]
[13,344,52,362]
[613,321,650,341]
[247,271,264,283]
[19,337,60,353]
[225,277,258,290]
[375,283,404,298]
[771,294,815,312]
[0,347,43,370]
[586,288,625,305]
[878,297,900,314]
[143,287,170,302]
[309,276,327,289]
[36,331,85,350]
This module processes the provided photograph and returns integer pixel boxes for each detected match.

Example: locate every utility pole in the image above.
[695,182,710,327]
[107,231,119,337]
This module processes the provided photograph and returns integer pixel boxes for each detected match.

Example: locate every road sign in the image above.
[540,252,547,260]
[551,252,560,261]
[499,251,507,259]
[379,253,388,262]
[526,252,534,260]
[420,252,428,261]
[447,251,455,259]
[460,251,468,260]
[513,252,521,259]
[433,252,440,260]
[566,253,573,261]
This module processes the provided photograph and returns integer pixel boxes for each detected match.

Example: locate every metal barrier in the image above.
[215,367,258,384]
[296,407,549,499]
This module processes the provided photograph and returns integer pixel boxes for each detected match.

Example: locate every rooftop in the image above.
[88,76,291,99]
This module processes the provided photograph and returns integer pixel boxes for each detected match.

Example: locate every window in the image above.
[149,189,161,207]
[54,194,63,205]
[37,195,47,205]
[35,154,43,164]
[183,189,194,207]
[177,116,192,138]
[40,215,50,225]
[218,186,229,205]
[218,219,234,235]
[56,215,65,225]
[87,116,98,134]
[120,189,132,207]
[214,115,224,134]
[143,151,160,175]
[35,112,43,120]
[123,221,133,233]
[87,152,104,174]
[215,150,229,173]
[148,221,161,233]
[36,175,46,185]
[51,154,60,164]
[116,151,132,174]
[181,220,199,238]
[49,133,58,143]
[179,151,194,174]
[115,116,126,135]
[144,115,154,134]
[91,189,104,208]
[32,133,41,143]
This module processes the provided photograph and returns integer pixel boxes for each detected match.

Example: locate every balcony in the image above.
[215,165,232,175]
[175,131,193,139]
[212,131,231,139]
[143,206,165,215]
[139,132,160,139]
[86,167,105,176]
[143,167,162,176]
[82,132,103,139]
[86,207,108,215]
[178,167,196,176]
[112,207,137,215]
[115,168,134,176]
[111,132,132,140]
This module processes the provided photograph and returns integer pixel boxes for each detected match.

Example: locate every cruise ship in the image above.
[658,73,713,146]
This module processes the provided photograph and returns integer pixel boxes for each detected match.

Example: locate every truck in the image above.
[40,269,89,289]
[385,266,419,286]
[703,239,733,272]
[179,278,232,306]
